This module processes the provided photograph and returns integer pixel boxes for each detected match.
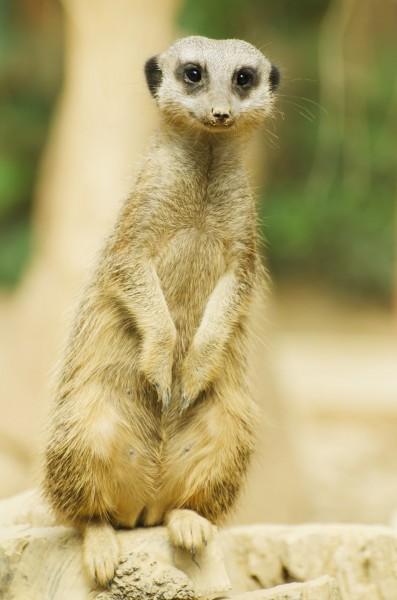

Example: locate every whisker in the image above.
[292,103,316,121]
[285,78,318,83]
[278,98,316,121]
[263,134,279,150]
[266,129,279,140]
[278,93,328,114]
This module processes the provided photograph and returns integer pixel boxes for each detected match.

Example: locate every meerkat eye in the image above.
[184,65,202,83]
[236,69,253,87]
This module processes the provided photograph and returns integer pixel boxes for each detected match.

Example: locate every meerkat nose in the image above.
[211,107,232,122]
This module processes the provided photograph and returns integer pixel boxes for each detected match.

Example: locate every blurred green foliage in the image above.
[0,0,62,286]
[0,0,395,303]
[180,0,396,303]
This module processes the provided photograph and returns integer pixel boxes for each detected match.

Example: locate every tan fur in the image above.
[43,36,278,586]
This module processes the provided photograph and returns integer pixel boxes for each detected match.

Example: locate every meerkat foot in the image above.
[165,509,215,555]
[83,522,120,587]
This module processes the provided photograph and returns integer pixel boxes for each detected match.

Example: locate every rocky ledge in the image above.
[1,490,396,599]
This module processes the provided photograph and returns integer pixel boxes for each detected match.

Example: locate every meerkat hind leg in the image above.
[165,508,215,554]
[83,521,120,587]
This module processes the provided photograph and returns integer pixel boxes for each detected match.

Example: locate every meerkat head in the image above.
[145,36,280,135]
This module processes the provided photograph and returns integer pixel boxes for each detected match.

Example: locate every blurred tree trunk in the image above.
[0,0,181,495]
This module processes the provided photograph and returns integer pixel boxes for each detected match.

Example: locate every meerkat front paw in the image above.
[165,509,215,555]
[83,522,120,587]
[140,326,176,409]
[179,348,212,413]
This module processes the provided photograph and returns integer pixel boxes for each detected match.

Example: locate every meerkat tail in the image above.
[165,509,215,555]
[82,521,120,587]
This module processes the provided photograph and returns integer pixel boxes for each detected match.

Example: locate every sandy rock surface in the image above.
[1,491,397,599]
[231,576,341,599]
[221,524,397,599]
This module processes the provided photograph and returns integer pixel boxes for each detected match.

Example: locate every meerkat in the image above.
[43,35,280,587]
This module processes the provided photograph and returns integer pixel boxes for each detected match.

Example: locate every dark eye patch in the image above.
[233,67,259,97]
[184,65,202,83]
[236,69,253,87]
[175,62,207,93]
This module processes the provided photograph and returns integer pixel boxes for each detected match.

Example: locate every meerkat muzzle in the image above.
[210,107,232,126]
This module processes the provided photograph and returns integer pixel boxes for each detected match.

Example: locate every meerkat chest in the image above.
[147,158,254,322]
[154,226,227,311]
[152,174,245,276]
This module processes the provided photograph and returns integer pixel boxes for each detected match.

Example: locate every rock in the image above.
[2,491,397,599]
[0,523,231,600]
[221,524,397,599]
[97,527,231,600]
[0,490,230,600]
[231,576,341,599]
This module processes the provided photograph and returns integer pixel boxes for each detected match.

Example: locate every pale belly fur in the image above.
[154,227,227,347]
[109,229,234,527]
[49,226,239,527]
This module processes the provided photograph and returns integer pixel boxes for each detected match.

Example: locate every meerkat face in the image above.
[145,36,280,134]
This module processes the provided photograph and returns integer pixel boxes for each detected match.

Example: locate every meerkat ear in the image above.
[269,64,280,92]
[145,56,163,98]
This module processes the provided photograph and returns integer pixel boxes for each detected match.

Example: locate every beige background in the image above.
[1,0,397,529]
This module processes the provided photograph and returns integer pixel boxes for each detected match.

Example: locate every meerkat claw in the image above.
[163,387,171,410]
[155,383,171,409]
[179,393,192,413]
